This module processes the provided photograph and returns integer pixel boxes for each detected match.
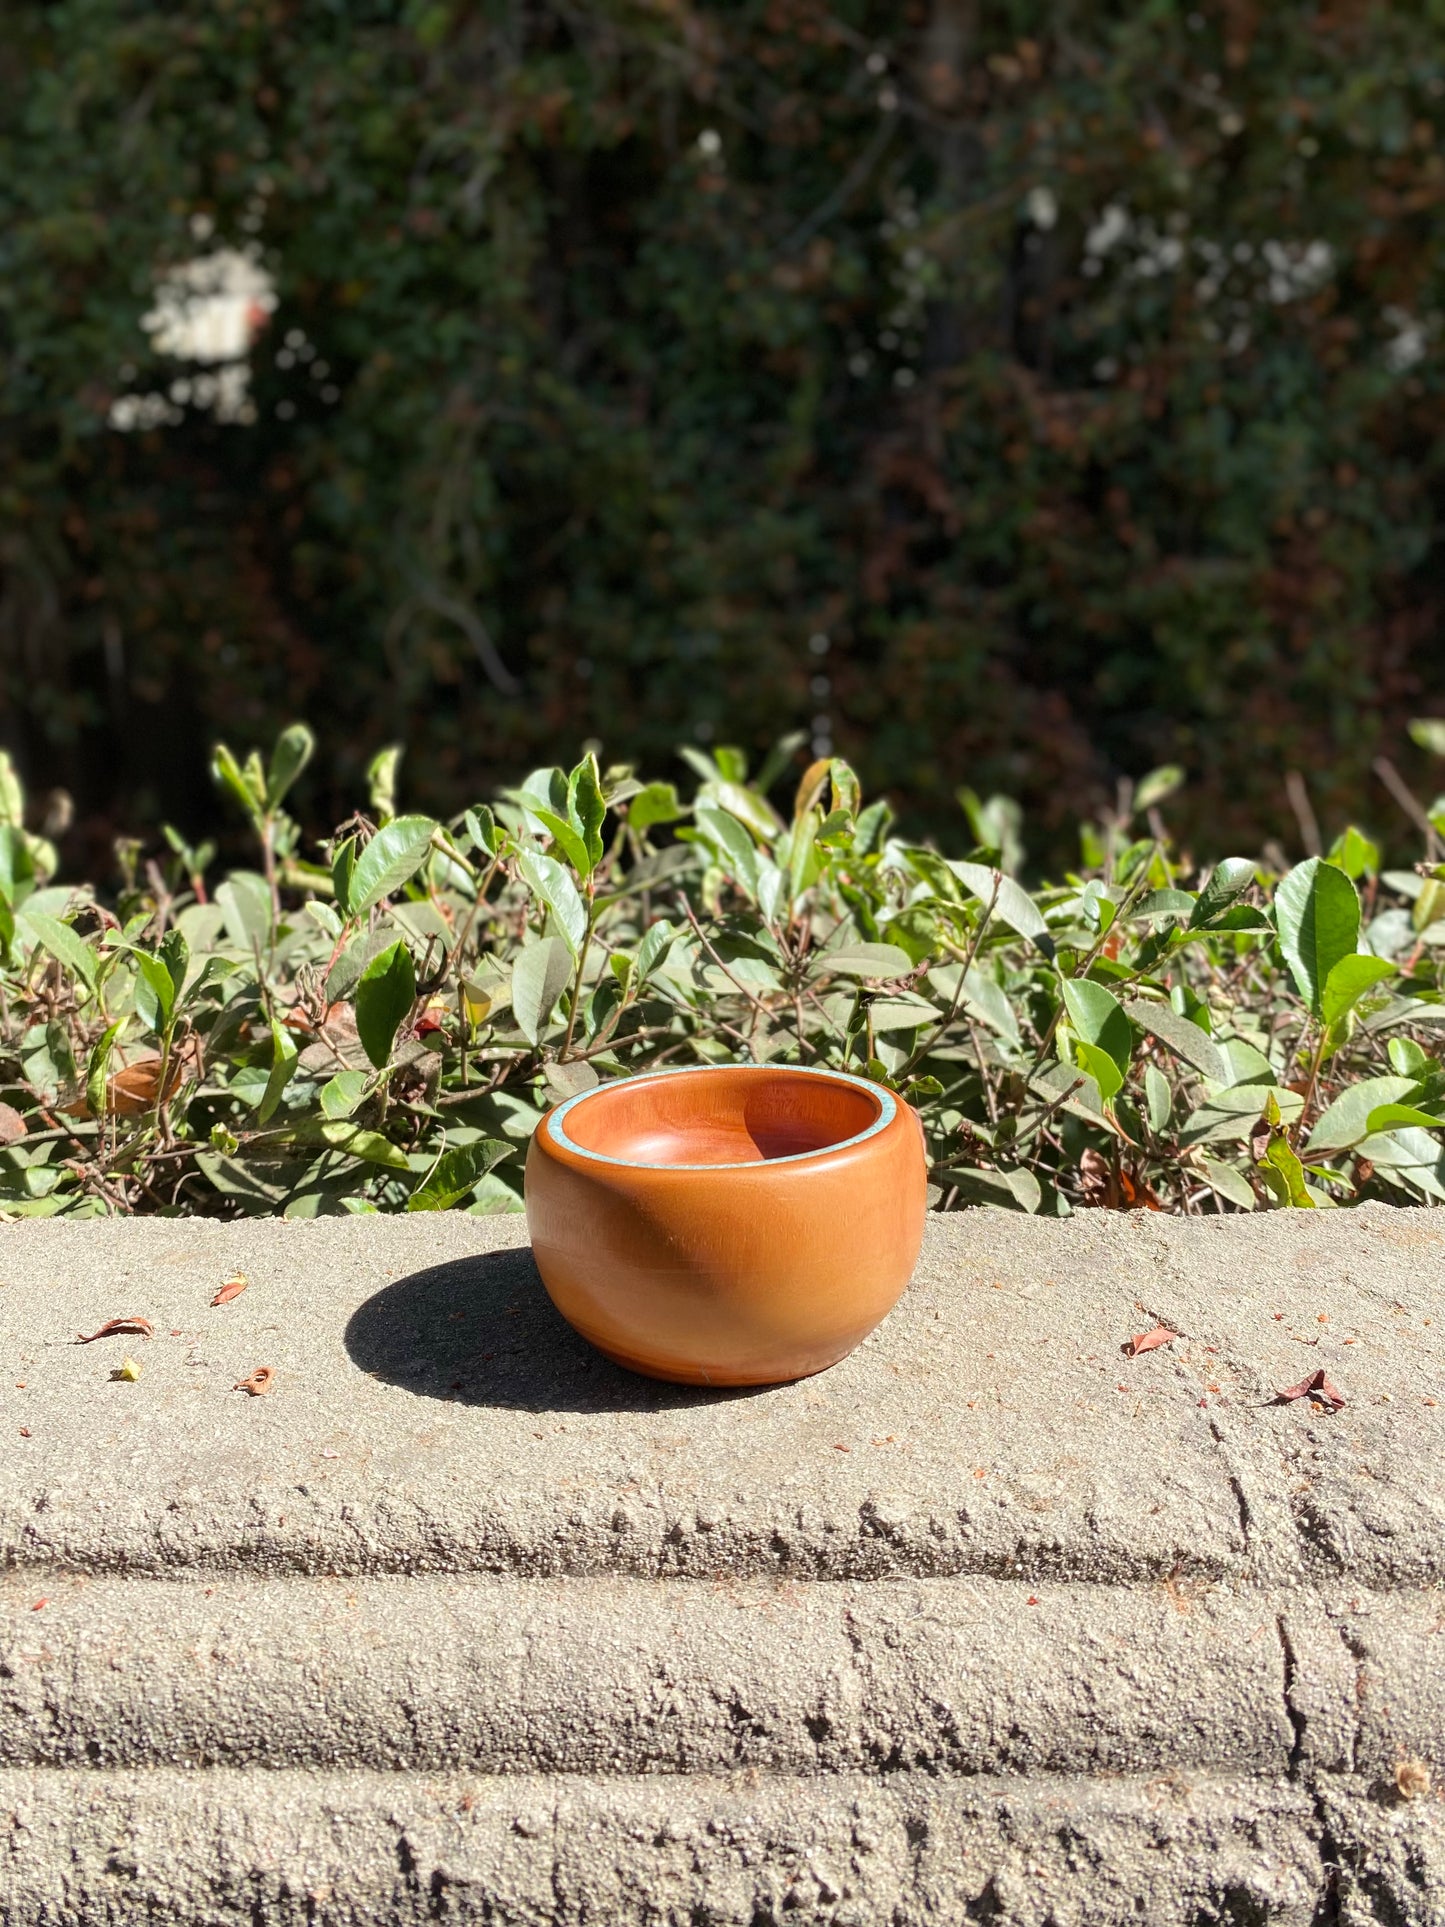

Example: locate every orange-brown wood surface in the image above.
[525,1067,927,1386]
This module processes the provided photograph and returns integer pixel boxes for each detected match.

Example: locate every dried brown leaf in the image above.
[107,1054,184,1116]
[0,1102,27,1146]
[77,1316,155,1344]
[211,1273,248,1306]
[1397,1758,1432,1801]
[1123,1325,1178,1357]
[234,1367,275,1396]
[1276,1369,1346,1411]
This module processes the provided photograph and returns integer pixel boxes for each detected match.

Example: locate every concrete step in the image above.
[4,1210,1444,1923]
[3,1572,1297,1776]
[1,1765,1338,1926]
[5,1208,1444,1587]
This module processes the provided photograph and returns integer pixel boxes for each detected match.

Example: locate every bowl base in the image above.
[584,1335,855,1389]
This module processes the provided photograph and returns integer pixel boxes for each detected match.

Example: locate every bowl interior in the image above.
[559,1069,882,1167]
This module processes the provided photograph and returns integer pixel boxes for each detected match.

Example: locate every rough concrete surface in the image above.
[2,1208,1444,1923]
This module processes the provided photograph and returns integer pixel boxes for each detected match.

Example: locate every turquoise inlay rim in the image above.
[545,1062,897,1171]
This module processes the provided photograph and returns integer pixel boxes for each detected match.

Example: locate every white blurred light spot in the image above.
[1086,205,1131,257]
[110,245,276,430]
[1025,186,1058,231]
[696,128,722,157]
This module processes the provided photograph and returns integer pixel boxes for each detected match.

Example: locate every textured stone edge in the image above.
[0,1765,1341,1927]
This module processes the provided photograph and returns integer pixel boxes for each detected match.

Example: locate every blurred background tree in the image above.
[3,0,1444,870]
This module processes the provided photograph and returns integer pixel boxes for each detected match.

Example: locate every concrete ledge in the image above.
[1,1767,1335,1925]
[3,1210,1444,1922]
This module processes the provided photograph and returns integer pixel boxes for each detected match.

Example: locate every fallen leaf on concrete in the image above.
[77,1316,154,1344]
[1122,1326,1178,1357]
[31,1599,47,1612]
[1276,1369,1346,1411]
[211,1273,248,1306]
[18,1427,31,1438]
[1397,1758,1432,1800]
[112,1357,142,1381]
[234,1367,274,1396]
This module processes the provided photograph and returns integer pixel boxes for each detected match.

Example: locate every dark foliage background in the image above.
[4,1,1445,870]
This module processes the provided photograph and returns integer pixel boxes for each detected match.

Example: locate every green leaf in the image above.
[367,744,403,823]
[162,925,189,986]
[407,1138,514,1212]
[1388,1038,1431,1078]
[463,805,499,857]
[354,939,416,1069]
[1144,1064,1173,1133]
[635,919,677,983]
[515,848,588,955]
[258,1011,299,1124]
[1199,1155,1256,1210]
[628,782,684,836]
[754,730,808,796]
[1408,718,1445,757]
[531,807,593,878]
[331,837,357,917]
[1275,857,1361,1015]
[1133,765,1185,812]
[568,752,607,871]
[511,936,573,1045]
[948,861,1054,956]
[1327,825,1379,881]
[1320,953,1394,1030]
[713,780,782,843]
[868,995,938,1033]
[348,816,438,916]
[215,872,272,947]
[693,804,761,899]
[211,741,265,826]
[1190,859,1256,929]
[0,825,36,898]
[313,1124,411,1169]
[819,942,914,980]
[86,1021,123,1117]
[23,910,99,995]
[1075,1039,1123,1104]
[320,1069,369,1120]
[1364,1103,1445,1136]
[1306,1075,1418,1152]
[1260,1135,1314,1208]
[265,723,315,811]
[1121,997,1226,1082]
[131,950,178,1034]
[1126,888,1196,922]
[0,751,23,826]
[1060,976,1133,1076]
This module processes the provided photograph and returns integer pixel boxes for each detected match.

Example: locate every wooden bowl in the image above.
[524,1064,927,1386]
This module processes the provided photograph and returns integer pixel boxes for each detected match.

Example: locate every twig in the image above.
[1284,771,1322,858]
[1373,756,1442,861]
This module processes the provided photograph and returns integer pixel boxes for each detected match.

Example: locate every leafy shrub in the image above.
[7,4,1445,855]
[4,726,1445,1222]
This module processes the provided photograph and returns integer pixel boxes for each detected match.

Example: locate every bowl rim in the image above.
[542,1063,898,1172]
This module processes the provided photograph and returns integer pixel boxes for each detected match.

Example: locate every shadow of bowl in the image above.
[343,1245,771,1415]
